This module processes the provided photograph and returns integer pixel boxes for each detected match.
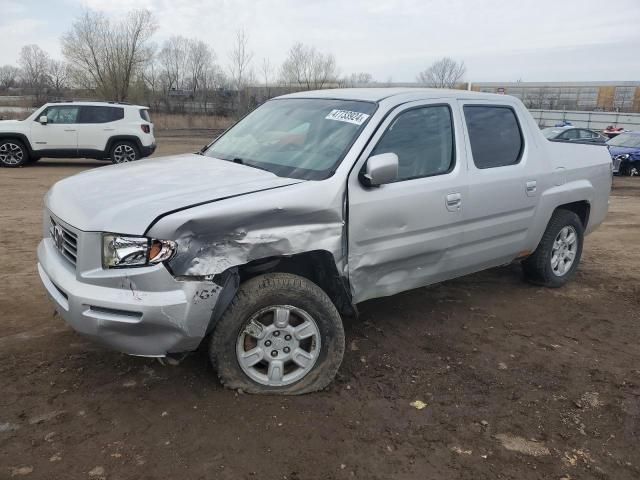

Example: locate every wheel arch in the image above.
[203,250,356,334]
[236,250,356,318]
[554,200,590,229]
[0,132,34,155]
[105,135,144,156]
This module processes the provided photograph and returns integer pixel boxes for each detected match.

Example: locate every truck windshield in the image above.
[607,133,640,148]
[204,98,377,180]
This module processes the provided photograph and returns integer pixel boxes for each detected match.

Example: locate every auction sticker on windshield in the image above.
[325,109,370,125]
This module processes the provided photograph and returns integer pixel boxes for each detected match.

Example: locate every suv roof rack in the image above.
[46,100,134,105]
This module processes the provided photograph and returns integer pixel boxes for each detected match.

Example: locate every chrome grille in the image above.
[50,217,78,267]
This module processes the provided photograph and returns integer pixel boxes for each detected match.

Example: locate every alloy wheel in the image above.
[236,305,321,387]
[551,225,578,276]
[0,142,24,166]
[113,144,136,163]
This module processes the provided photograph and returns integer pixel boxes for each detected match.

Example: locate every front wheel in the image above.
[522,209,584,287]
[210,273,345,395]
[110,141,139,164]
[0,139,29,167]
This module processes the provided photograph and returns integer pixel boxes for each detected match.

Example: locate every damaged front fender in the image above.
[147,180,347,280]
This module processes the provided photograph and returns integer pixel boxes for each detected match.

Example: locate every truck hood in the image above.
[46,153,305,235]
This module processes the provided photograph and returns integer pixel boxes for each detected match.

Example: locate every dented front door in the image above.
[347,99,468,303]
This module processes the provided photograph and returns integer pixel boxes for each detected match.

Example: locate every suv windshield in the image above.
[204,98,376,180]
[607,133,640,148]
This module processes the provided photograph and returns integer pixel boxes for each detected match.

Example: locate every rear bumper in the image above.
[37,238,221,356]
[140,142,156,157]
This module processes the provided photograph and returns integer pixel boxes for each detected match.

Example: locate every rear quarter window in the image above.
[140,109,151,122]
[464,105,523,169]
[79,106,124,123]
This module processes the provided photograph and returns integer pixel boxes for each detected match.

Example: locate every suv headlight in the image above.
[617,154,630,160]
[102,234,177,268]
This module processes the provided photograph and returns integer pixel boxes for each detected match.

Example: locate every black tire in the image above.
[522,209,584,288]
[619,163,631,176]
[0,139,29,167]
[110,141,139,164]
[210,273,345,395]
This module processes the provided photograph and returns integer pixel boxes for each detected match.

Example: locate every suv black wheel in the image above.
[0,139,29,167]
[522,209,584,288]
[210,273,345,395]
[110,141,139,164]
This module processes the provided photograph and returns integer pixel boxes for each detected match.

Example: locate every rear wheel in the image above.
[0,139,29,167]
[210,273,345,395]
[523,209,584,287]
[110,141,139,164]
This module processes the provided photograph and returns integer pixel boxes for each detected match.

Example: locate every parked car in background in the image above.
[542,126,608,144]
[607,131,640,176]
[0,101,156,167]
[603,125,627,139]
[37,88,611,395]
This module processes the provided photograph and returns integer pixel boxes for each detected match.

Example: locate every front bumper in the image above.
[37,233,221,356]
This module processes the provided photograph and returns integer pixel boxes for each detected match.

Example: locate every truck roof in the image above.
[280,87,511,105]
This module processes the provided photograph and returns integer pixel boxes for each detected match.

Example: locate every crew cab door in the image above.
[30,105,79,152]
[456,100,542,273]
[347,100,468,303]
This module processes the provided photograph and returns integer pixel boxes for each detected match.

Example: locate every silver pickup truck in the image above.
[37,88,612,394]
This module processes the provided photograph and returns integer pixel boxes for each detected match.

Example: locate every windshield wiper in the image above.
[229,157,274,174]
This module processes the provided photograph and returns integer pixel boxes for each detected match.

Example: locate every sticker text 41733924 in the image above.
[325,109,370,126]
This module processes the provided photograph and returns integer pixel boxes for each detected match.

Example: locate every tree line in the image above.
[0,9,466,117]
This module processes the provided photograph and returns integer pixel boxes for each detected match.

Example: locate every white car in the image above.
[0,101,156,167]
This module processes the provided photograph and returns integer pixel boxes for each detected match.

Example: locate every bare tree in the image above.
[342,72,373,87]
[417,57,465,88]
[227,29,254,117]
[0,65,20,90]
[142,54,163,109]
[158,36,191,93]
[157,36,218,113]
[48,60,71,95]
[188,39,215,95]
[19,44,50,102]
[280,42,338,90]
[61,9,157,101]
[260,57,273,99]
[227,28,254,91]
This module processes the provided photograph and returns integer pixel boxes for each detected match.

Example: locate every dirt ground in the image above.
[1,133,639,480]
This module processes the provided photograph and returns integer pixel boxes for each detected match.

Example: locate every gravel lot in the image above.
[1,133,639,479]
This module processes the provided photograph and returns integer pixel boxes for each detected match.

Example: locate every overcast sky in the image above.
[1,0,639,82]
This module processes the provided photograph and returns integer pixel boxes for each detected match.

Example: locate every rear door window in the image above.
[79,106,124,123]
[463,105,523,168]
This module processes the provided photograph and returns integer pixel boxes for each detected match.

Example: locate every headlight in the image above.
[617,154,630,160]
[102,234,177,268]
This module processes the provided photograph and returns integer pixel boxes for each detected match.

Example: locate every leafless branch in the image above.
[417,57,465,88]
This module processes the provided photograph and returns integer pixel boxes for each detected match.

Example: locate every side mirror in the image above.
[361,152,398,187]
[39,115,48,125]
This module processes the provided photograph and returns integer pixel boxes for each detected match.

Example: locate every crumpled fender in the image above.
[146,180,347,278]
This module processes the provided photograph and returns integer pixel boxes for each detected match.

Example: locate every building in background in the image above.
[470,81,640,113]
